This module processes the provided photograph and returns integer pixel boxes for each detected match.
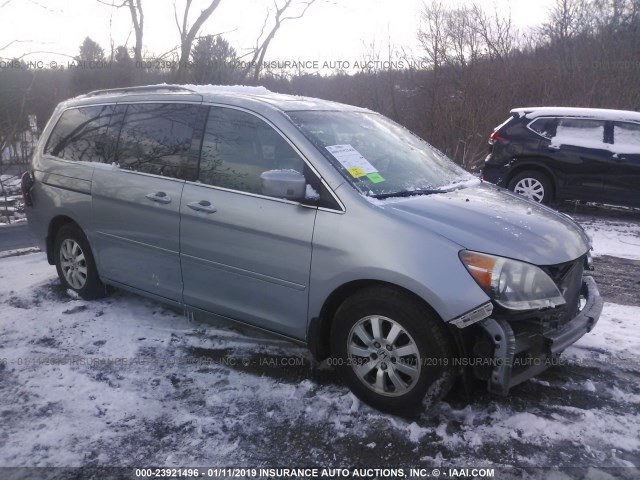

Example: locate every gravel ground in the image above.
[589,255,640,306]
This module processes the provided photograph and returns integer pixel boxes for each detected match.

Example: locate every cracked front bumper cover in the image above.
[480,276,603,395]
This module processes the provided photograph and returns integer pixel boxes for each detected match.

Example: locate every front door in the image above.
[608,121,640,207]
[179,106,317,339]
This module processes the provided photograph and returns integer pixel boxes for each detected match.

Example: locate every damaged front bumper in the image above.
[477,276,603,395]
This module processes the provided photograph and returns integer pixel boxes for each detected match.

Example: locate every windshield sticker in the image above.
[326,144,379,178]
[366,172,385,183]
[348,167,367,178]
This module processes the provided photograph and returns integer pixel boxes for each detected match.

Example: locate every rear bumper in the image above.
[481,163,509,187]
[479,276,603,395]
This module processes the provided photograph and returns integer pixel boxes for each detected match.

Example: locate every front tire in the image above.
[330,287,457,415]
[508,170,553,204]
[54,223,106,300]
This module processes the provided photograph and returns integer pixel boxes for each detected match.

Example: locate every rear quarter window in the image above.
[527,117,556,139]
[44,105,115,162]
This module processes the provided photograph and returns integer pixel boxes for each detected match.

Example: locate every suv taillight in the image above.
[489,130,509,143]
[21,171,34,207]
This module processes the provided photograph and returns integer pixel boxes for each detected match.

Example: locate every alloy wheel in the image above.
[347,315,421,397]
[60,239,88,289]
[514,177,545,203]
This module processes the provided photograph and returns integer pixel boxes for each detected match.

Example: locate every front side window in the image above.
[613,122,640,151]
[45,105,115,162]
[116,103,200,180]
[199,107,305,195]
[287,111,473,198]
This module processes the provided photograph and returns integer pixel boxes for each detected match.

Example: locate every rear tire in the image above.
[330,287,457,416]
[508,170,553,204]
[54,223,106,300]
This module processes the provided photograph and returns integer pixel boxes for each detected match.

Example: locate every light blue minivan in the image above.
[23,85,603,414]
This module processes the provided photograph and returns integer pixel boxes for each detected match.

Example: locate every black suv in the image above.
[482,107,640,207]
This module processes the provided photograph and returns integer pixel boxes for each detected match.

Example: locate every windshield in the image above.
[287,110,474,198]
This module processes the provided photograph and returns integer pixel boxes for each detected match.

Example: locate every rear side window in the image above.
[553,118,606,148]
[528,117,556,139]
[45,105,115,162]
[199,107,305,195]
[613,122,640,151]
[116,103,200,180]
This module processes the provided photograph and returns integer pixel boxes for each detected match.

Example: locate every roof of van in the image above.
[74,84,369,113]
[511,106,640,122]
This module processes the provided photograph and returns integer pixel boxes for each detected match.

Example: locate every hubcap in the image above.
[347,315,421,397]
[514,177,545,203]
[60,239,87,290]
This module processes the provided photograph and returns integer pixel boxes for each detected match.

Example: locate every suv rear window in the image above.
[45,105,115,162]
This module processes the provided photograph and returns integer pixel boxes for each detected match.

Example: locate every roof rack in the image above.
[84,85,196,97]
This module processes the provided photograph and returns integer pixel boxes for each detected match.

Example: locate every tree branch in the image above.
[175,0,223,82]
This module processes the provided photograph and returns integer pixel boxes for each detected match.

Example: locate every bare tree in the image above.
[174,0,223,83]
[448,6,482,67]
[541,0,595,42]
[417,1,448,134]
[416,1,523,168]
[418,1,448,71]
[471,4,515,61]
[97,0,144,63]
[592,0,640,32]
[128,0,144,63]
[243,0,318,81]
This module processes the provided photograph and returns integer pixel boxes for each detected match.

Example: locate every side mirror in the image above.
[260,169,306,201]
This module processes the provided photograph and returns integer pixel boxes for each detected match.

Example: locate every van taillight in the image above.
[21,171,34,207]
[490,131,508,143]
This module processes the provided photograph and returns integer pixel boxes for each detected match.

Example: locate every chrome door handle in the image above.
[145,192,172,204]
[187,200,217,214]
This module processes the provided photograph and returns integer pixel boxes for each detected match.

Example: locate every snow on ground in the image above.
[0,246,40,260]
[0,251,639,476]
[0,174,22,195]
[568,211,640,260]
[582,220,640,260]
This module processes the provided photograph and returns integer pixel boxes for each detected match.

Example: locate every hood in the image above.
[379,183,590,266]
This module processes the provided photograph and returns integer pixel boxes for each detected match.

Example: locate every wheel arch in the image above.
[307,279,452,361]
[46,215,80,265]
[506,161,557,199]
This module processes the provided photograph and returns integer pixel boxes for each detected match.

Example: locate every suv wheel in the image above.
[54,224,107,300]
[331,287,456,415]
[508,170,553,204]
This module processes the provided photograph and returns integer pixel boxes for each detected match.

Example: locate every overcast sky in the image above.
[0,0,555,66]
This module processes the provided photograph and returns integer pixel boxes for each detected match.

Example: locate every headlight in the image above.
[459,251,566,311]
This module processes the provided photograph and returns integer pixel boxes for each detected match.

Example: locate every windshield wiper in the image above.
[371,189,444,200]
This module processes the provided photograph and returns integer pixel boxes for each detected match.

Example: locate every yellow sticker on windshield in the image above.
[367,172,385,183]
[347,167,367,178]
